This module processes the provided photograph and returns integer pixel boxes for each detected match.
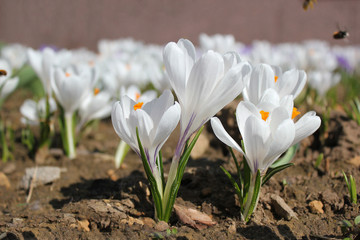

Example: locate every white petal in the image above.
[210,117,243,154]
[153,102,181,150]
[243,115,270,173]
[247,64,275,105]
[262,119,295,170]
[236,101,260,136]
[293,111,321,145]
[277,69,307,99]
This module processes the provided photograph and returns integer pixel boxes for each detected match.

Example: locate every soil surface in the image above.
[1,91,360,240]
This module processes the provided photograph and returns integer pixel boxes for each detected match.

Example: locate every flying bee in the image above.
[0,70,7,76]
[303,0,317,11]
[333,28,349,40]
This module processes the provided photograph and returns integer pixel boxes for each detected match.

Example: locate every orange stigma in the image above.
[275,76,278,83]
[133,102,144,111]
[260,110,269,121]
[292,107,300,119]
[135,92,141,101]
[65,72,71,77]
[126,64,131,70]
[94,88,100,95]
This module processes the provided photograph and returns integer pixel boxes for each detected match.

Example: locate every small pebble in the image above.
[309,200,324,214]
[271,194,298,220]
[0,172,11,189]
[155,221,169,231]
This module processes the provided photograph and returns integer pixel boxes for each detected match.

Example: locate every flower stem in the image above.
[65,113,76,159]
[114,140,130,168]
[242,172,261,222]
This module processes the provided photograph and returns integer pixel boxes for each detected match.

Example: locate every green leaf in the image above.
[220,166,242,202]
[343,171,350,190]
[314,153,324,169]
[229,147,241,182]
[163,127,203,222]
[136,128,163,219]
[158,151,165,191]
[271,144,298,168]
[341,219,353,228]
[242,156,251,203]
[350,175,357,204]
[355,215,360,225]
[262,163,294,186]
[245,170,262,222]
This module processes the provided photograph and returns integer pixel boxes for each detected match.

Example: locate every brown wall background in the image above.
[0,0,358,50]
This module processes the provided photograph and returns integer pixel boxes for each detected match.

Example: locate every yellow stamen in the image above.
[292,107,300,119]
[275,76,278,83]
[65,72,71,77]
[126,64,131,70]
[88,60,94,66]
[94,88,100,96]
[260,110,269,121]
[133,102,144,111]
[135,92,141,101]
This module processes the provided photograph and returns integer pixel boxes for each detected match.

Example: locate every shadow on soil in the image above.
[49,170,152,215]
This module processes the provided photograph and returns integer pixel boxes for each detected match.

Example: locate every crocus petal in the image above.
[277,69,306,99]
[210,117,244,154]
[262,119,295,170]
[245,64,275,105]
[236,101,260,136]
[293,111,321,145]
[243,115,271,173]
[163,40,195,103]
[185,51,224,110]
[142,89,174,126]
[153,102,181,150]
[204,61,250,119]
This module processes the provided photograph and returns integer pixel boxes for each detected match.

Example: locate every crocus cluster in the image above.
[112,39,252,221]
[211,63,321,220]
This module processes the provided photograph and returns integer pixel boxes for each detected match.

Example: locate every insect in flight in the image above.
[333,28,349,40]
[303,0,317,11]
[0,70,7,76]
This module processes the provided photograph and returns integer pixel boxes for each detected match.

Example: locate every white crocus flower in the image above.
[27,47,71,95]
[163,39,251,208]
[113,85,158,168]
[112,89,181,194]
[77,88,113,131]
[120,85,157,103]
[20,98,57,126]
[163,39,251,160]
[0,59,19,103]
[1,44,28,70]
[52,68,95,115]
[211,90,320,174]
[52,67,95,159]
[308,70,341,97]
[243,63,306,106]
[211,89,320,221]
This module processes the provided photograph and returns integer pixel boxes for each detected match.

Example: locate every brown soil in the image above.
[1,91,360,240]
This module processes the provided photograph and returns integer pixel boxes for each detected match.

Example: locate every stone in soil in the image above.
[270,194,298,220]
[20,166,64,190]
[309,200,324,214]
[0,172,11,189]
